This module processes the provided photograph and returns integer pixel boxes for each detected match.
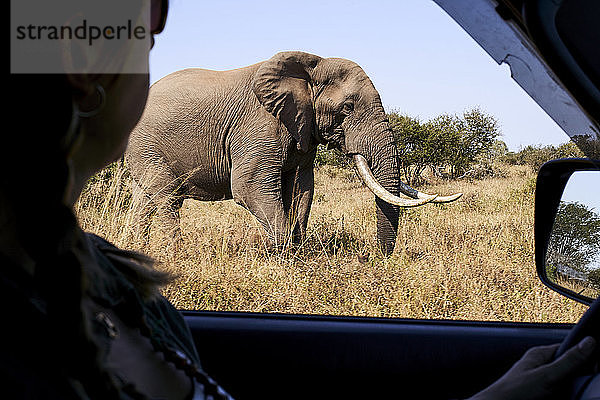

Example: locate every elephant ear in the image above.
[252,51,322,153]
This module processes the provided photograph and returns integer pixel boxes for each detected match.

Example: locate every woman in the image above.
[5,1,231,398]
[3,0,595,399]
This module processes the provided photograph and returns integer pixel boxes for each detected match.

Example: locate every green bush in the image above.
[572,134,600,159]
[501,142,583,171]
[314,144,352,169]
[388,113,439,185]
[389,107,502,182]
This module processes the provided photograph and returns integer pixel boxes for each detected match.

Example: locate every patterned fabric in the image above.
[85,233,234,400]
[0,230,234,399]
[87,233,201,366]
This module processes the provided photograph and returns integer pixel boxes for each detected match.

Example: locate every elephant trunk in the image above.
[350,130,406,256]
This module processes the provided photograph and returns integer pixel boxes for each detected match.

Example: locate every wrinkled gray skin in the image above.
[126,51,405,255]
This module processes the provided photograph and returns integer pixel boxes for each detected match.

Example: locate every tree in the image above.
[427,108,501,178]
[502,142,583,171]
[572,134,600,159]
[488,139,509,160]
[546,201,600,278]
[388,113,440,185]
[389,108,502,183]
[555,141,585,159]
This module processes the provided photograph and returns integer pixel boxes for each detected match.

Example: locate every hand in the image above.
[468,336,596,400]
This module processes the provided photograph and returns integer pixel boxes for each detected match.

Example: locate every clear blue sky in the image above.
[149,0,570,151]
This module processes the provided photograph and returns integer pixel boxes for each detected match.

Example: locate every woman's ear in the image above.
[252,51,322,153]
[66,74,98,102]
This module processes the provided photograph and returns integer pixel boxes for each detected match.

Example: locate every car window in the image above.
[75,0,589,323]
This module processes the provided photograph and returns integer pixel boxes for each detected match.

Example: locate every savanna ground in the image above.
[75,161,587,323]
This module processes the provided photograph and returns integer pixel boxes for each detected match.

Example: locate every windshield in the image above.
[435,0,600,161]
[72,0,593,323]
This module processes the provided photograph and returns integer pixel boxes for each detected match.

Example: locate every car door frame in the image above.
[184,310,572,399]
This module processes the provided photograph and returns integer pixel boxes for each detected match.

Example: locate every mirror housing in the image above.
[536,158,600,304]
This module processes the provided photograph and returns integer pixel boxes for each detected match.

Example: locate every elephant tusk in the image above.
[352,154,437,207]
[428,192,463,203]
[398,181,463,203]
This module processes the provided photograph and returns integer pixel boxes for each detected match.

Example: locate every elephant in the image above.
[125,51,461,255]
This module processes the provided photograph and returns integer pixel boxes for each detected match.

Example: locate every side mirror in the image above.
[536,158,600,304]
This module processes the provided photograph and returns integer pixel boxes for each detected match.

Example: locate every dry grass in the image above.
[75,161,587,323]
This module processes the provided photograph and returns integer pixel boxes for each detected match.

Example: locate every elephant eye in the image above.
[342,102,354,113]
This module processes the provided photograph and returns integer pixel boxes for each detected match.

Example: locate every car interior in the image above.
[9,0,596,398]
[170,1,600,398]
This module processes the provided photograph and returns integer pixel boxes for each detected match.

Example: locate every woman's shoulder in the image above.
[84,232,171,300]
[83,232,201,364]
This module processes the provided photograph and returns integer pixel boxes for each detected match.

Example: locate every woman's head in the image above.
[65,73,151,204]
[7,0,169,206]
[66,0,169,204]
[3,0,169,276]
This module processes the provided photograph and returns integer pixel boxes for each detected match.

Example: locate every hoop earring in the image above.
[62,101,82,156]
[77,84,106,118]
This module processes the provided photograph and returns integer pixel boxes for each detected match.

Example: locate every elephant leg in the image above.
[237,194,290,249]
[129,158,185,243]
[129,178,153,244]
[231,161,290,249]
[153,194,184,241]
[282,166,314,245]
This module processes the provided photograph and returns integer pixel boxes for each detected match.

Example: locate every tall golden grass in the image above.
[75,161,586,323]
